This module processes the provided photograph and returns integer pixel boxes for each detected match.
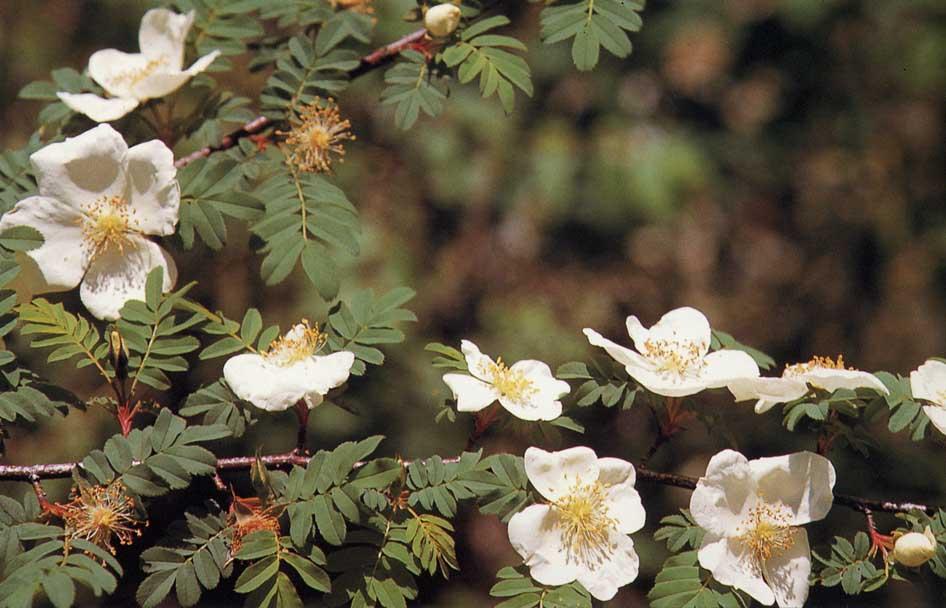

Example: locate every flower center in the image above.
[60,481,144,554]
[736,502,797,564]
[785,355,849,377]
[81,196,134,257]
[642,338,705,378]
[108,56,168,89]
[263,320,326,366]
[281,98,355,173]
[553,480,617,565]
[481,357,536,402]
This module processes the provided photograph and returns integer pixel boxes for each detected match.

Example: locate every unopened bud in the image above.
[893,526,937,567]
[109,329,129,381]
[424,3,461,38]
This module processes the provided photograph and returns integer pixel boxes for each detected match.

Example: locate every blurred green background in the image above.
[1,0,946,605]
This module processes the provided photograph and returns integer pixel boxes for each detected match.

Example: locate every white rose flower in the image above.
[690,449,836,608]
[0,124,179,321]
[224,321,354,412]
[909,359,946,437]
[57,9,220,122]
[583,307,760,397]
[507,446,646,601]
[441,340,570,421]
[729,355,889,414]
[424,3,462,37]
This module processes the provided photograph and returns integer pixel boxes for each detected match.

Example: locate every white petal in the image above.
[763,528,811,608]
[702,350,760,388]
[911,360,946,405]
[130,71,192,101]
[88,49,151,98]
[139,9,194,70]
[801,368,888,395]
[690,449,753,536]
[524,446,599,502]
[575,531,640,601]
[597,457,636,487]
[297,351,355,398]
[507,504,576,586]
[185,50,221,76]
[223,354,306,412]
[459,339,495,382]
[125,140,180,235]
[0,196,87,291]
[698,534,775,606]
[56,92,139,123]
[498,360,569,421]
[924,405,946,437]
[598,459,645,534]
[648,307,712,356]
[755,399,779,414]
[498,394,562,421]
[30,124,127,208]
[442,373,498,412]
[79,236,176,321]
[728,376,808,406]
[622,357,712,397]
[749,451,836,525]
[584,328,638,369]
[624,315,649,351]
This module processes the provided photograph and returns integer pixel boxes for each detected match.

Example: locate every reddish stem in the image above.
[465,403,501,451]
[116,403,140,437]
[294,402,310,454]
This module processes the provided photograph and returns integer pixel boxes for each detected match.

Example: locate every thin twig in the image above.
[173,28,428,169]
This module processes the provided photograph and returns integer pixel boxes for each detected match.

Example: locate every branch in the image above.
[174,28,428,169]
[0,454,936,514]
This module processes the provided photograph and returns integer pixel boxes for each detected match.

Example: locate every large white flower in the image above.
[0,124,179,321]
[690,449,836,608]
[729,355,889,414]
[507,447,646,601]
[583,307,759,397]
[909,359,946,437]
[441,340,570,421]
[223,321,354,412]
[57,9,220,122]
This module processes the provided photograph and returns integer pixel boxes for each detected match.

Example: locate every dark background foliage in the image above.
[0,0,944,605]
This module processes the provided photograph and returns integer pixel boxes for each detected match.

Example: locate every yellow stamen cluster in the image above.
[643,339,705,377]
[735,502,796,564]
[108,57,167,88]
[785,355,850,376]
[263,319,326,366]
[228,496,282,555]
[330,0,374,14]
[80,195,134,257]
[553,479,617,565]
[481,358,536,402]
[60,481,144,555]
[282,99,355,173]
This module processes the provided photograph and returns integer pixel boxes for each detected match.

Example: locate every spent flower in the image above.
[281,99,354,173]
[58,481,145,555]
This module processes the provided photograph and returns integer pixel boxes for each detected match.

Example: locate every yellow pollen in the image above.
[553,479,617,565]
[281,98,355,173]
[59,481,145,555]
[480,357,536,402]
[643,338,705,377]
[736,502,796,564]
[108,57,167,88]
[80,196,134,257]
[330,0,374,14]
[785,355,850,376]
[263,319,326,366]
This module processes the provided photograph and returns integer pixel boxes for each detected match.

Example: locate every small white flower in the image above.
[583,307,760,397]
[909,359,946,437]
[729,355,889,414]
[0,124,179,321]
[441,340,570,421]
[424,3,462,37]
[507,446,646,601]
[690,449,836,608]
[893,527,937,567]
[224,321,354,412]
[57,9,220,122]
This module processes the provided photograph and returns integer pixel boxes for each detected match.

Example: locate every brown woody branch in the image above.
[0,454,936,515]
[173,28,428,169]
